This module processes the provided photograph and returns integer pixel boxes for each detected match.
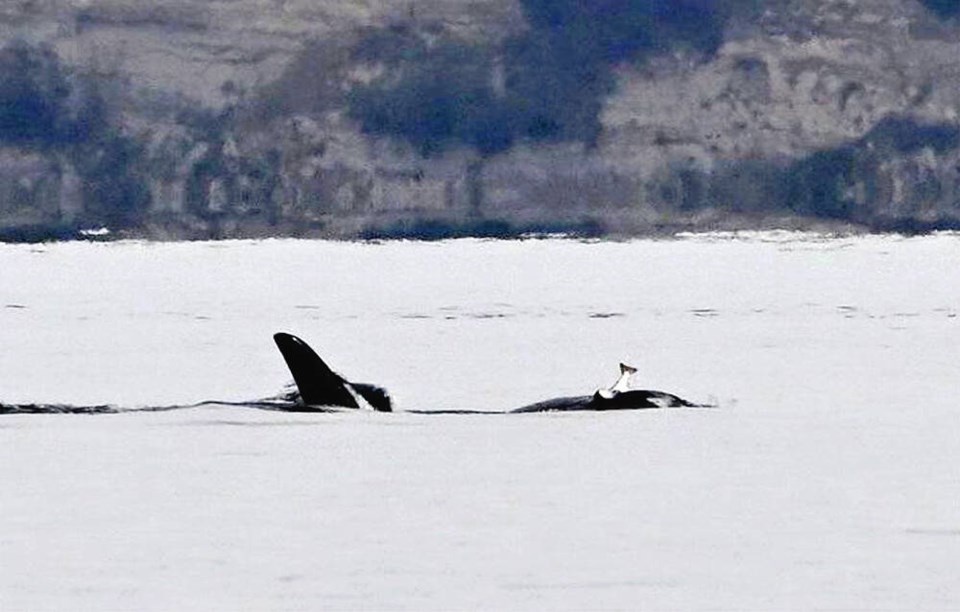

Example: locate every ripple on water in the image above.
[690,308,719,318]
[588,312,626,319]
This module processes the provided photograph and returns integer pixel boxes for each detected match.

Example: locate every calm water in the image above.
[1,234,959,610]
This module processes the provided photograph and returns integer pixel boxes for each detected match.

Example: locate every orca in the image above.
[510,389,697,412]
[274,333,703,413]
[273,332,392,412]
[510,362,700,412]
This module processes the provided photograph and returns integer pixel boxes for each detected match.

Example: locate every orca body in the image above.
[510,389,697,413]
[510,362,701,412]
[273,333,392,412]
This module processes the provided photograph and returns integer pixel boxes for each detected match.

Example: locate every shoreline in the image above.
[5,212,957,244]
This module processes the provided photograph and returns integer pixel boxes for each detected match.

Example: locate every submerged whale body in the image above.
[273,332,392,412]
[274,333,702,413]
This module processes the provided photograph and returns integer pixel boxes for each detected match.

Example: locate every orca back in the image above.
[595,389,696,409]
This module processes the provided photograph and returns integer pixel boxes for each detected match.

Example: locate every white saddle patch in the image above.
[344,383,375,411]
[648,395,671,408]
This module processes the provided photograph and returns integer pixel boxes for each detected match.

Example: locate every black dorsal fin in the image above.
[273,333,359,408]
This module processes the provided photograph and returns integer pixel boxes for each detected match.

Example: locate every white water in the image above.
[1,234,959,610]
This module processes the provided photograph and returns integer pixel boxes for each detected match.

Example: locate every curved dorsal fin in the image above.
[273,333,359,408]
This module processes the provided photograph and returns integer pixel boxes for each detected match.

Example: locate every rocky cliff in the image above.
[1,0,958,240]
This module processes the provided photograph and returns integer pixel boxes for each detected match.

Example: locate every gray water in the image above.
[1,234,959,610]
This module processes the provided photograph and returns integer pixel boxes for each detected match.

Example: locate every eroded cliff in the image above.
[1,0,958,240]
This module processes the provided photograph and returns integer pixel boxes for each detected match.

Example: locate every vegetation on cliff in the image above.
[0,41,150,235]
[346,0,757,155]
[919,0,960,18]
[348,33,513,156]
[652,116,960,228]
